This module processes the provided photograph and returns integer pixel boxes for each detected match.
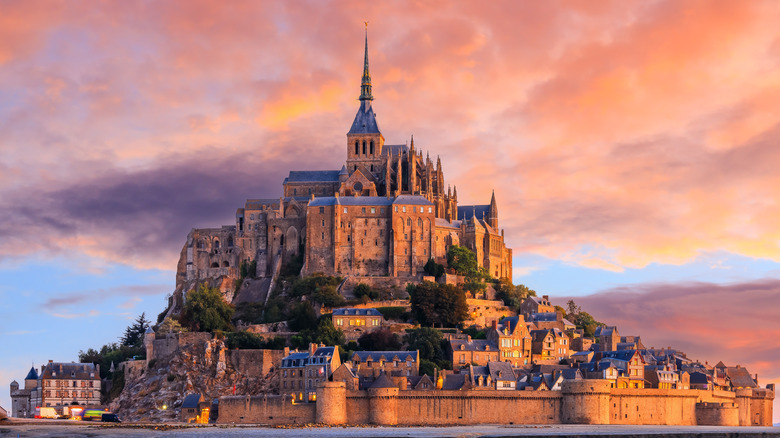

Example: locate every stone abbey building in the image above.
[177,33,512,293]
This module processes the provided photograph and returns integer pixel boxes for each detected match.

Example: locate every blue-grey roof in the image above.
[352,351,417,362]
[393,195,434,206]
[530,312,558,322]
[441,373,468,390]
[308,196,395,207]
[312,347,336,358]
[348,101,381,134]
[488,361,514,382]
[182,393,202,409]
[450,339,496,352]
[601,350,640,362]
[383,144,408,156]
[435,218,461,229]
[24,367,38,381]
[457,205,489,221]
[333,308,382,316]
[285,170,341,183]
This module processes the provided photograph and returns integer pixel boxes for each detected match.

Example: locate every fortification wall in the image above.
[217,395,315,424]
[696,402,739,426]
[395,391,562,425]
[608,388,698,425]
[218,384,774,426]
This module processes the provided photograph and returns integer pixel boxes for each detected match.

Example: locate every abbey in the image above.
[178,32,511,292]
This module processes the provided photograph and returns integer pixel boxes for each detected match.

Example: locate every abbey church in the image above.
[177,32,512,293]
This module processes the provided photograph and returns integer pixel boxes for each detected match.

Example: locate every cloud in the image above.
[561,278,780,382]
[42,285,169,308]
[1,0,780,274]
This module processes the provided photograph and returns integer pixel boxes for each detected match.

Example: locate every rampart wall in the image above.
[218,380,774,426]
[218,395,315,424]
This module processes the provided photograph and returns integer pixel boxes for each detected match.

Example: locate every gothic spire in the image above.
[360,23,373,102]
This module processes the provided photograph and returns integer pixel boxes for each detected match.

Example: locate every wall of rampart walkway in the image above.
[217,380,774,426]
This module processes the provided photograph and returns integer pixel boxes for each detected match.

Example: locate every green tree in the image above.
[424,258,445,278]
[120,313,151,347]
[288,301,318,331]
[357,328,402,351]
[181,284,235,332]
[446,245,477,275]
[291,317,345,349]
[408,281,468,327]
[225,331,265,349]
[313,284,346,307]
[157,317,186,334]
[404,327,449,369]
[353,283,378,301]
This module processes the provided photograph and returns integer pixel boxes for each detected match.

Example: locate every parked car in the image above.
[101,413,121,423]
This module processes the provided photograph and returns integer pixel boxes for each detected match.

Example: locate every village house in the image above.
[280,344,341,401]
[486,317,532,367]
[449,337,500,367]
[518,295,554,318]
[348,350,419,388]
[332,308,384,340]
[38,361,101,409]
[530,328,570,363]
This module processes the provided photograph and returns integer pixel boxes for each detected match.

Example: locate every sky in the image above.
[1,0,779,423]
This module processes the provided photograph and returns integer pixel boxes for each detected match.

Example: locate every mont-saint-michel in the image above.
[3,4,779,434]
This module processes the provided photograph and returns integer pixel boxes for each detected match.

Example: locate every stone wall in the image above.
[218,395,315,424]
[226,349,286,377]
[152,332,212,362]
[218,380,775,426]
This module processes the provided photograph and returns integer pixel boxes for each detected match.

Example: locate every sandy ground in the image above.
[0,421,778,438]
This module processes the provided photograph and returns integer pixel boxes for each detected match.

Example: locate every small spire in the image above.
[360,23,373,102]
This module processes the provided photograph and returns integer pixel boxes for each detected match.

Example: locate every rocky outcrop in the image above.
[110,337,278,422]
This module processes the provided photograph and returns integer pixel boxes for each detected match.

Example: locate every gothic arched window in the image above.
[355,141,359,155]
[362,140,367,155]
[407,218,411,227]
[370,140,375,154]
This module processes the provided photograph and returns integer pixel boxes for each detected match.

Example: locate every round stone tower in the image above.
[144,326,155,362]
[316,381,346,425]
[368,373,399,425]
[561,379,612,424]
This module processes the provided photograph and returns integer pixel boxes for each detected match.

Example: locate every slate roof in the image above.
[312,347,336,359]
[530,312,558,322]
[601,350,640,362]
[726,366,757,388]
[458,205,489,221]
[333,308,382,317]
[41,363,98,380]
[559,368,583,380]
[594,326,618,337]
[500,316,523,334]
[441,373,469,390]
[450,338,496,352]
[308,196,395,207]
[435,218,462,229]
[393,195,434,206]
[383,144,408,156]
[488,361,515,382]
[24,366,39,381]
[352,351,418,362]
[181,393,202,409]
[689,371,710,385]
[348,102,381,134]
[284,170,341,184]
[369,372,396,389]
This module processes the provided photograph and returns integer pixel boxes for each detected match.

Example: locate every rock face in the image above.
[110,337,278,422]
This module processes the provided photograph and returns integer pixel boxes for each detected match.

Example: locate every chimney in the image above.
[492,320,498,330]
[467,335,472,343]
[283,347,290,357]
[309,343,317,356]
[543,295,549,303]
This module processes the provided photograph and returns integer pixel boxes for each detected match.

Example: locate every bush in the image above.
[353,283,379,301]
[357,328,402,351]
[148,359,157,369]
[180,284,235,332]
[376,306,407,321]
[424,258,445,278]
[225,331,265,349]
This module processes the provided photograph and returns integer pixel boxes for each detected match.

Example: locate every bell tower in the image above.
[346,24,384,181]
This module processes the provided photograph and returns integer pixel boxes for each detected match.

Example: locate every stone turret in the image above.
[368,373,399,425]
[144,326,155,362]
[316,381,347,425]
[560,379,611,424]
